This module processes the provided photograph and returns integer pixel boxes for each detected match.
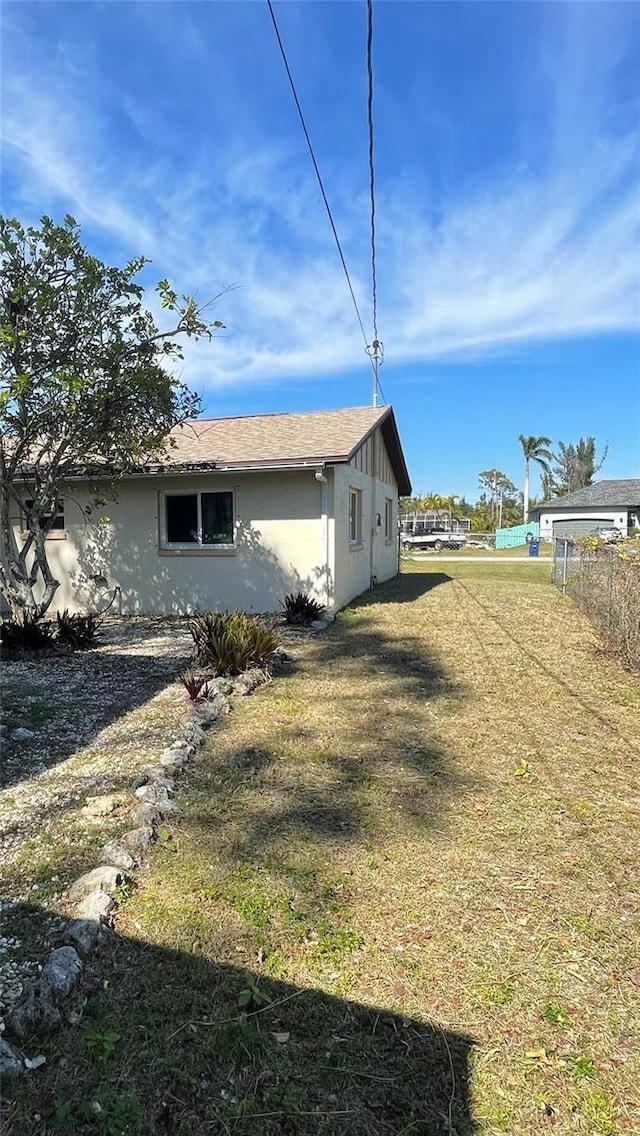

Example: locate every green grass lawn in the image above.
[4,564,639,1135]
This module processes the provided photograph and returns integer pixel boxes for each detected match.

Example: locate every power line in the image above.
[366,0,378,346]
[266,0,376,383]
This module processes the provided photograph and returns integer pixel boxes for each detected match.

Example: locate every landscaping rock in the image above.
[0,1036,24,1076]
[24,1054,47,1070]
[99,840,138,871]
[169,738,195,756]
[233,671,266,696]
[184,725,206,745]
[134,775,174,798]
[40,947,83,1001]
[131,802,162,827]
[198,694,229,721]
[154,795,179,816]
[62,918,109,957]
[6,988,62,1038]
[67,866,124,904]
[133,783,177,815]
[10,727,36,741]
[120,826,155,854]
[310,620,329,632]
[160,750,189,770]
[76,891,117,922]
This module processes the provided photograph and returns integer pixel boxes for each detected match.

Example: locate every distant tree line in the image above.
[401,435,608,532]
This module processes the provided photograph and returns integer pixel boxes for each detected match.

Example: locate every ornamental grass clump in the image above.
[56,610,103,649]
[280,591,325,625]
[189,611,280,676]
[0,611,56,651]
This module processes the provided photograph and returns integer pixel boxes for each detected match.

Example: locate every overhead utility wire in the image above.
[365,0,384,407]
[266,0,379,388]
[366,0,378,347]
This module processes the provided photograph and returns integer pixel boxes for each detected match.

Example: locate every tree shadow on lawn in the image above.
[181,606,477,883]
[0,636,189,790]
[2,903,476,1136]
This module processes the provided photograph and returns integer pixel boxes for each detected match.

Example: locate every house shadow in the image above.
[352,570,453,607]
[2,902,476,1136]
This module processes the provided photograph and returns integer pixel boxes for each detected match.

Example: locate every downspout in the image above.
[315,467,330,611]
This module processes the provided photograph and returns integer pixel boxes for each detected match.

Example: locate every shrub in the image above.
[0,611,56,651]
[56,610,103,649]
[189,610,280,675]
[179,669,210,702]
[280,591,324,625]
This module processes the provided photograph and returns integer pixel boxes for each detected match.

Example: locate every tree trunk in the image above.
[0,486,60,618]
[523,460,530,524]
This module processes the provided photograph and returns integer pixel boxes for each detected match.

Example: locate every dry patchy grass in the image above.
[3,564,639,1135]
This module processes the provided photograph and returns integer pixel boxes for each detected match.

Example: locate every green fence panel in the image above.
[495,522,540,549]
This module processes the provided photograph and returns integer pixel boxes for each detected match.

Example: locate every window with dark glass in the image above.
[162,491,234,547]
[349,489,362,544]
[385,498,393,541]
[201,492,233,545]
[166,494,198,544]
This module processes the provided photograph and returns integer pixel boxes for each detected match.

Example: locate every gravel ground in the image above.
[0,618,193,885]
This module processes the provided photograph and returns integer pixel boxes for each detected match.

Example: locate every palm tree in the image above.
[518,435,554,523]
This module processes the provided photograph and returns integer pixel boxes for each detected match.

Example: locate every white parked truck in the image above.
[401,527,467,552]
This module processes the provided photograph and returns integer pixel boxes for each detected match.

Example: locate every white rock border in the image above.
[0,657,294,1076]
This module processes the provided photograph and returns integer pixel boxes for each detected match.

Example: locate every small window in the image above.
[349,488,362,544]
[24,499,65,531]
[162,490,234,549]
[384,498,393,541]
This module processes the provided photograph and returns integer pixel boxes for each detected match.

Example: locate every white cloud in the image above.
[2,12,638,394]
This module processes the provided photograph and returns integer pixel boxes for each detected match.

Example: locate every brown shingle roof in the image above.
[168,406,387,466]
[159,405,411,494]
[15,406,412,495]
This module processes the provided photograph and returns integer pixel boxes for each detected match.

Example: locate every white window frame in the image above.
[160,489,235,550]
[349,488,363,545]
[384,497,393,542]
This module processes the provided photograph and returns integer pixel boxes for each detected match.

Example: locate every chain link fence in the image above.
[552,538,640,670]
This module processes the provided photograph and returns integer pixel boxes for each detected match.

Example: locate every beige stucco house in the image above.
[13,406,411,617]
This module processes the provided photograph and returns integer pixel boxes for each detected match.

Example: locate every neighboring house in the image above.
[10,406,411,616]
[531,479,640,541]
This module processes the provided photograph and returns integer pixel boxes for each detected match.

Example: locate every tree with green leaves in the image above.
[517,434,553,522]
[546,436,608,497]
[0,215,225,617]
[476,469,519,528]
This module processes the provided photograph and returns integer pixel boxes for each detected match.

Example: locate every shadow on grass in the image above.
[355,571,453,606]
[2,903,476,1136]
[179,589,477,882]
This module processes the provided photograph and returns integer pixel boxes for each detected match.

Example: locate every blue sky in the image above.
[2,0,638,501]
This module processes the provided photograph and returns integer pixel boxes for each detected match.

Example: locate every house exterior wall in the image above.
[538,508,629,541]
[334,429,399,610]
[10,471,330,616]
[7,428,402,617]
